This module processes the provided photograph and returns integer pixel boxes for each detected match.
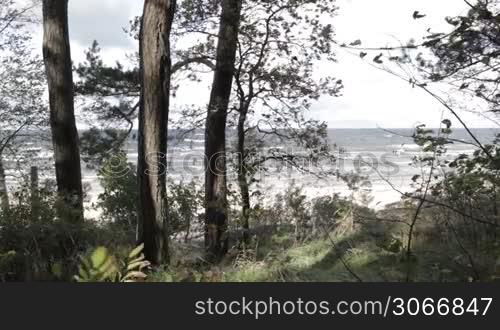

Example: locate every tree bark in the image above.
[42,0,83,220]
[137,0,176,265]
[30,166,40,221]
[205,0,242,260]
[0,154,9,211]
[237,108,251,244]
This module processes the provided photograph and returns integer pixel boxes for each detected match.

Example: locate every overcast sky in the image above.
[45,0,495,128]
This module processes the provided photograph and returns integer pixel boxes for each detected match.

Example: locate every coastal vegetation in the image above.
[0,0,499,282]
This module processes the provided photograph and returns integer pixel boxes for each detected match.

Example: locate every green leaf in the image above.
[121,271,148,282]
[349,39,362,46]
[127,260,150,272]
[91,247,110,269]
[373,53,383,64]
[442,119,452,129]
[128,244,145,260]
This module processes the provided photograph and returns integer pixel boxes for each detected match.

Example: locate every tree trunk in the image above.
[42,0,83,220]
[184,218,191,243]
[0,155,9,211]
[237,109,251,244]
[137,0,176,265]
[205,0,243,260]
[30,166,39,221]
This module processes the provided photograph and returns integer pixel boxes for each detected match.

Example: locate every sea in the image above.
[11,128,499,217]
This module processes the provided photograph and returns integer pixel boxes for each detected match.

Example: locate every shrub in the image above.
[311,195,340,236]
[97,152,138,234]
[75,244,150,282]
[0,186,90,280]
[167,180,203,242]
[0,182,134,281]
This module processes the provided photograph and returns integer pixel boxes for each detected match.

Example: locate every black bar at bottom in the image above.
[0,283,498,327]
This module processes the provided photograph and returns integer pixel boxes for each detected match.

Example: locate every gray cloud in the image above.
[68,0,140,49]
[63,0,494,128]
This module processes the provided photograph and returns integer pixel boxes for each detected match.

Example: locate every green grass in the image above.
[148,220,496,282]
[220,231,407,282]
[147,229,404,282]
